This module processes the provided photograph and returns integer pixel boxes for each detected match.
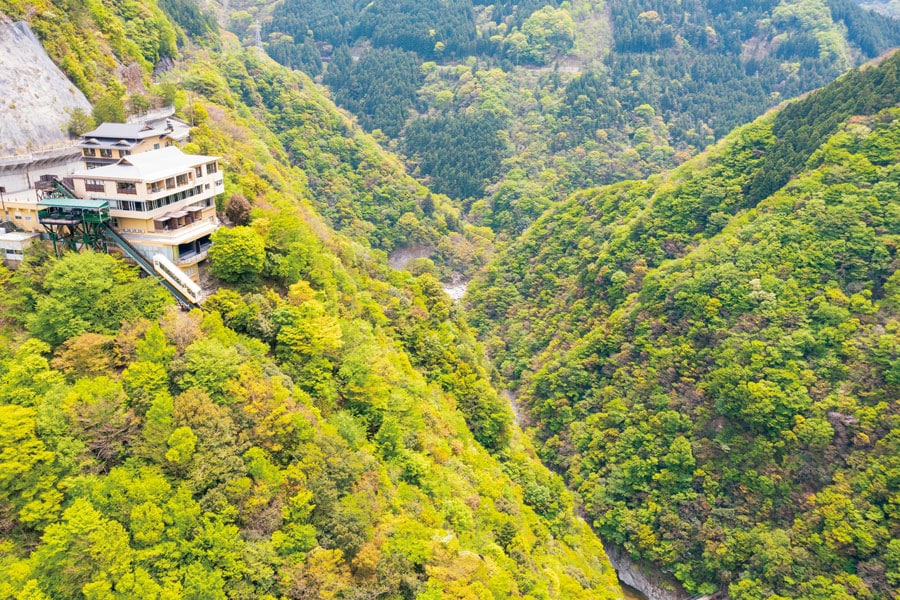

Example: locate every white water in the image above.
[388,245,469,301]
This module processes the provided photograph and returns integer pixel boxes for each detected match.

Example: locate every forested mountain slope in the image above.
[468,52,900,597]
[857,0,900,17]
[0,0,493,278]
[247,0,900,237]
[0,1,623,597]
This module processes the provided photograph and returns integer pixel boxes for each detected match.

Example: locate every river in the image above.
[387,245,468,301]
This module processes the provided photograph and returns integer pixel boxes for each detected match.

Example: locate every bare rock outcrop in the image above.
[0,19,92,156]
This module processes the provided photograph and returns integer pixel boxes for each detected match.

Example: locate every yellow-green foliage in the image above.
[0,0,175,100]
[0,237,622,598]
[469,56,900,598]
[0,2,624,597]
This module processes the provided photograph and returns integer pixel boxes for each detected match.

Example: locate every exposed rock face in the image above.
[604,543,689,600]
[0,19,92,156]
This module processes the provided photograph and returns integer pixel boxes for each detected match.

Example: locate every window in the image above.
[83,148,96,157]
[206,162,217,175]
[85,179,105,192]
[165,177,175,189]
[195,166,203,178]
[100,149,113,158]
[116,181,138,195]
[154,143,160,150]
[176,174,188,186]
[120,150,130,157]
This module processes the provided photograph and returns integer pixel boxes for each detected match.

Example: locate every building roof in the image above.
[0,231,41,242]
[80,122,169,142]
[78,139,140,151]
[71,147,220,183]
[38,197,109,210]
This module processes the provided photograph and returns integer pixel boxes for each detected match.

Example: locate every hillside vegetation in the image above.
[250,0,900,237]
[0,1,623,598]
[468,52,900,597]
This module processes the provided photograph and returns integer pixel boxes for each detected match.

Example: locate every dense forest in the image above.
[0,0,624,597]
[2,0,900,597]
[252,0,900,238]
[467,52,900,597]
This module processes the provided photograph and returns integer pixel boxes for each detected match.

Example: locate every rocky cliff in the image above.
[0,18,91,156]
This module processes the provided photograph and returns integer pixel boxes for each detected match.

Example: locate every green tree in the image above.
[135,322,176,365]
[66,108,95,136]
[28,252,167,346]
[0,404,59,527]
[172,337,243,403]
[30,499,134,597]
[209,227,266,284]
[92,92,126,124]
[165,426,197,465]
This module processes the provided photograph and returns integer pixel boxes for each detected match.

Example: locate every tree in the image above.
[122,361,170,414]
[135,322,177,365]
[209,227,266,284]
[521,6,576,61]
[224,193,252,226]
[92,92,126,124]
[66,108,95,136]
[50,333,116,379]
[0,404,59,527]
[63,376,136,468]
[27,252,168,346]
[30,499,134,597]
[173,337,243,402]
[165,426,197,465]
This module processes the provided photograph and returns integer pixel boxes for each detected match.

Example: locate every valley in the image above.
[0,0,898,598]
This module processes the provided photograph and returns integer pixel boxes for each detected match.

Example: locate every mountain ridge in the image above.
[468,49,900,598]
[0,1,625,597]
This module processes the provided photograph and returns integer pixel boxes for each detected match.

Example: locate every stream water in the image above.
[387,245,468,301]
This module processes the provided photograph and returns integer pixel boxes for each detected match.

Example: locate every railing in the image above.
[175,248,208,266]
[0,140,80,161]
[38,208,110,225]
[127,105,175,124]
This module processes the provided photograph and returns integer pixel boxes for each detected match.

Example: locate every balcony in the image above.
[117,216,219,247]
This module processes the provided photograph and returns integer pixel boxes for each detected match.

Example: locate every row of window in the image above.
[83,148,132,158]
[91,175,219,202]
[108,185,210,213]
